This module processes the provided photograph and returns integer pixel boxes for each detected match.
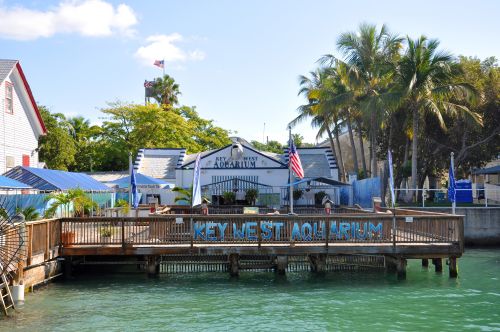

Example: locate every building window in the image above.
[6,156,15,169]
[5,82,13,114]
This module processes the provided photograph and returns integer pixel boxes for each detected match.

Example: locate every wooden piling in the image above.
[421,259,429,268]
[228,253,239,277]
[146,256,159,277]
[449,257,458,278]
[397,258,407,280]
[308,254,326,273]
[432,258,443,273]
[275,255,288,275]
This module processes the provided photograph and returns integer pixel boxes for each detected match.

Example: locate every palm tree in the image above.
[67,116,91,141]
[337,23,403,177]
[15,206,40,221]
[172,186,192,205]
[152,74,181,107]
[290,69,346,181]
[397,36,481,199]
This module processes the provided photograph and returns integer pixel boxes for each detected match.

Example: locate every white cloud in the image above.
[134,33,206,66]
[0,0,138,40]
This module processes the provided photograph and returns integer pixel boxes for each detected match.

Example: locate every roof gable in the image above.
[182,143,287,169]
[0,60,46,135]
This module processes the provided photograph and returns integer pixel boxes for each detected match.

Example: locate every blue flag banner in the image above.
[448,159,456,203]
[131,167,139,208]
[388,150,395,208]
[192,154,202,207]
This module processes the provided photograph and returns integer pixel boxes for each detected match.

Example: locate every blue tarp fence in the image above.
[352,177,381,208]
[0,192,116,218]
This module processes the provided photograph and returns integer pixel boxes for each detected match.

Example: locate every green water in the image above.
[1,249,499,331]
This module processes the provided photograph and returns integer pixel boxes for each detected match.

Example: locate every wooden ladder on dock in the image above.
[0,264,15,316]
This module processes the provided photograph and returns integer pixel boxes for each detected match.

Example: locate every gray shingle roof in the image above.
[300,154,331,178]
[0,59,18,83]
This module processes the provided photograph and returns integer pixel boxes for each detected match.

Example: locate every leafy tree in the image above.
[250,140,284,154]
[38,106,76,170]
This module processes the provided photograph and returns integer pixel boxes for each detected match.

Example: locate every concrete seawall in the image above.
[409,207,500,246]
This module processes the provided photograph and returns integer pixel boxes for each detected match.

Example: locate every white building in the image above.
[135,138,341,206]
[0,60,46,173]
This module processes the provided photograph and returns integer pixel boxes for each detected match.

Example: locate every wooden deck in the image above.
[15,209,464,278]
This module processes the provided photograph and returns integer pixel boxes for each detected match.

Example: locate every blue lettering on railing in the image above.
[194,221,383,241]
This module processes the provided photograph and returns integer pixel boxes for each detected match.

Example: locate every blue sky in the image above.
[1,0,499,145]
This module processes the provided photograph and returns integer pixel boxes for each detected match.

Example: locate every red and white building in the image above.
[0,60,46,173]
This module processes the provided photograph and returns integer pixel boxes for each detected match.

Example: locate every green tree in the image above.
[337,23,402,177]
[38,106,77,170]
[396,36,481,198]
[250,140,284,154]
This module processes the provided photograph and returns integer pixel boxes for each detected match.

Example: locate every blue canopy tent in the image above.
[3,166,111,191]
[0,175,32,189]
[110,173,174,189]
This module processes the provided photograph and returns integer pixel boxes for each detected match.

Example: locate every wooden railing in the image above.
[59,212,464,247]
[25,219,61,265]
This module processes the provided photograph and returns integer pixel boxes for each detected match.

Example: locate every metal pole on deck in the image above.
[451,152,456,215]
[288,126,294,214]
[128,152,132,207]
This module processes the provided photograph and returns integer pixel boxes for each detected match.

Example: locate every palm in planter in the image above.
[245,189,259,206]
[223,192,236,205]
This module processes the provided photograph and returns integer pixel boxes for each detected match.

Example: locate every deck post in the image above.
[146,256,160,277]
[422,259,429,268]
[432,258,443,273]
[275,255,288,275]
[385,255,397,272]
[228,253,239,277]
[397,257,407,280]
[449,257,458,278]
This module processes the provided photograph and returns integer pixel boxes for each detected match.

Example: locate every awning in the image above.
[285,176,351,187]
[111,173,175,189]
[3,166,112,191]
[472,165,500,175]
[0,175,32,189]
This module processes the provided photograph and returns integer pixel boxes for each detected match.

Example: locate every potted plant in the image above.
[115,199,130,217]
[315,191,327,206]
[293,189,303,202]
[223,191,236,205]
[99,226,113,243]
[245,188,259,206]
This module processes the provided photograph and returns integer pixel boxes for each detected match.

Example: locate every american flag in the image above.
[144,80,154,88]
[288,139,304,179]
[154,60,164,68]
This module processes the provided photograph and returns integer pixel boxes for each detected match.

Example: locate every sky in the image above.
[1,0,499,145]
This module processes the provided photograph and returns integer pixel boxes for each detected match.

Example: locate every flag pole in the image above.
[451,152,456,215]
[128,151,132,207]
[162,58,165,76]
[288,126,294,214]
